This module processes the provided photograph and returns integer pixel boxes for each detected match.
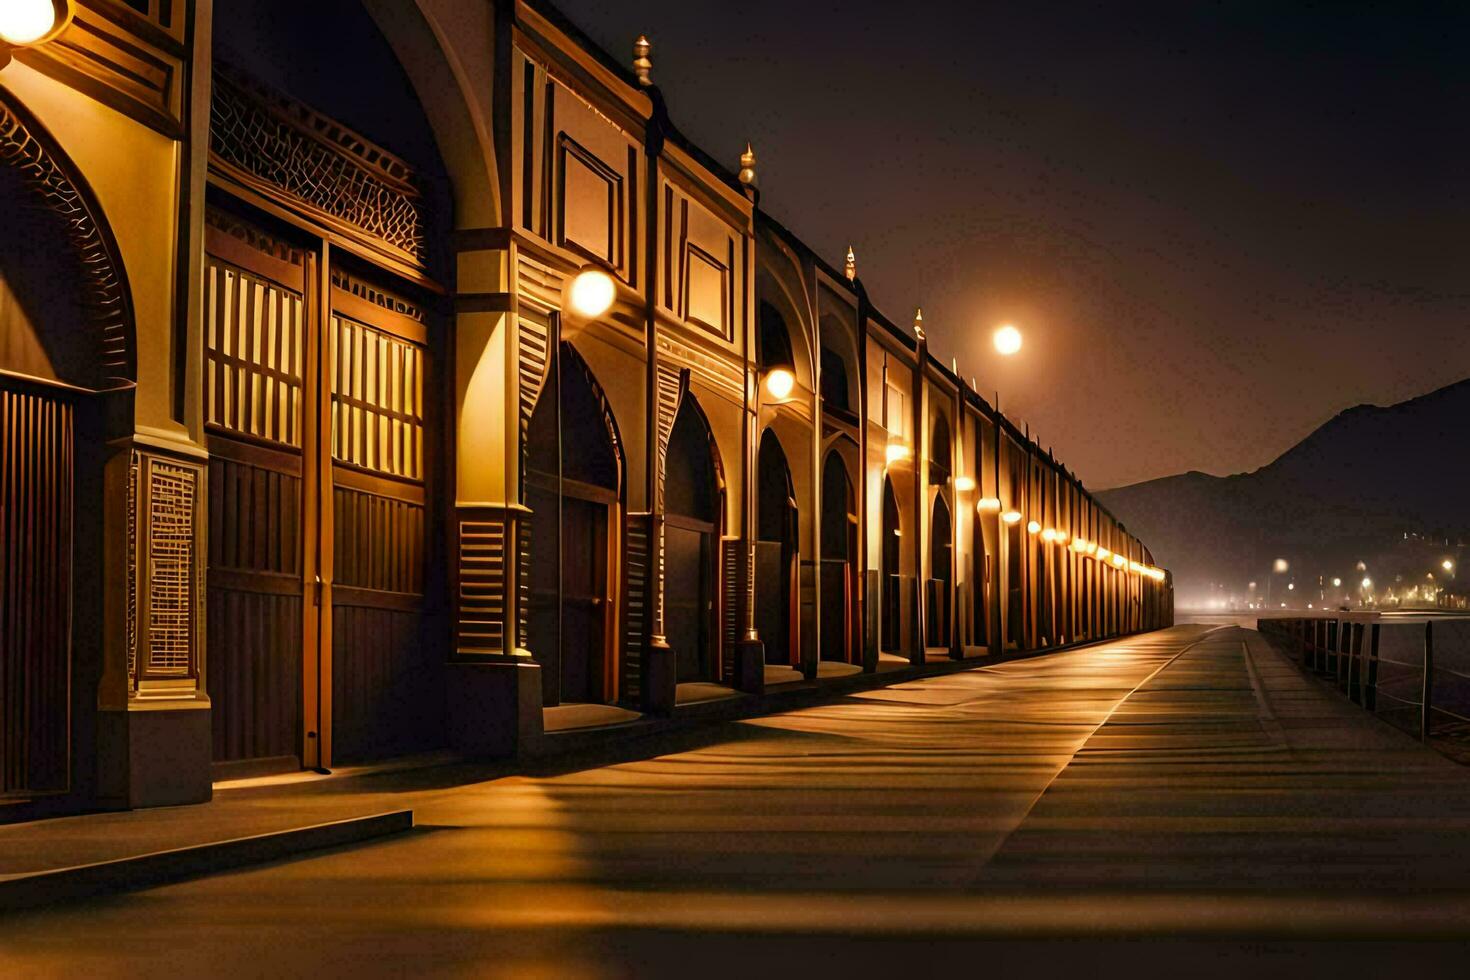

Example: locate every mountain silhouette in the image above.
[1097,378,1470,605]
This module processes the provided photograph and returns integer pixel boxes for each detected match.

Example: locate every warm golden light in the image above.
[977,497,1002,513]
[1096,546,1111,561]
[1332,577,1341,587]
[1026,520,1041,535]
[885,442,911,464]
[0,0,62,46]
[763,367,795,400]
[1444,559,1456,573]
[1361,577,1372,589]
[1070,537,1088,552]
[1041,528,1058,543]
[993,324,1022,356]
[568,267,616,318]
[1272,558,1289,574]
[1112,554,1127,568]
[954,475,976,492]
[1002,510,1022,525]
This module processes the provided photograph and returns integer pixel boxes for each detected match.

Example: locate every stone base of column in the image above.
[734,639,765,694]
[96,702,212,810]
[641,638,677,715]
[446,659,543,758]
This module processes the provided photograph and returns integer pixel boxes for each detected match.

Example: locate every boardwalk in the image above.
[8,624,1470,976]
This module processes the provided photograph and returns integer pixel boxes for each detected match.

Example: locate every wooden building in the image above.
[0,0,1170,817]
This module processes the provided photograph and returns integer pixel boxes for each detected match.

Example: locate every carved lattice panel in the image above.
[136,453,203,680]
[210,69,425,263]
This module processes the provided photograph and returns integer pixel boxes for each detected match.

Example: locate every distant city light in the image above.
[1273,558,1289,573]
[993,324,1023,356]
[1362,577,1373,589]
[1332,577,1341,587]
[1287,582,1295,591]
[1444,559,1456,573]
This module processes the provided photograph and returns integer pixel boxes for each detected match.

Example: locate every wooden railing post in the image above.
[1421,620,1434,741]
[1366,622,1380,712]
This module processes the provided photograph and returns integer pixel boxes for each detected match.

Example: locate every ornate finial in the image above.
[913,308,925,341]
[844,246,856,282]
[951,357,958,374]
[738,143,757,186]
[633,35,652,86]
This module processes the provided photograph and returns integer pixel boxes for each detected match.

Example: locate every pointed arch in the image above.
[0,90,135,390]
[881,475,902,654]
[665,389,725,683]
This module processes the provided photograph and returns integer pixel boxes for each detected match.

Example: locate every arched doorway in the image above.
[927,495,953,649]
[972,515,991,650]
[1,92,133,800]
[665,395,722,683]
[525,343,622,706]
[205,0,456,769]
[880,476,902,654]
[755,430,797,666]
[820,450,858,664]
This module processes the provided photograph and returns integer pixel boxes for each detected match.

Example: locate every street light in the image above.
[0,0,70,47]
[567,266,616,318]
[1443,559,1456,573]
[993,324,1022,356]
[762,366,795,401]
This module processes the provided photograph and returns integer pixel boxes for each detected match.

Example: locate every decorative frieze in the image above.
[209,67,427,265]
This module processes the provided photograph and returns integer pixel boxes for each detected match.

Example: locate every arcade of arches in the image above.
[0,0,1170,817]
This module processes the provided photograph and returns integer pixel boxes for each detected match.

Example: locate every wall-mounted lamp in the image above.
[977,497,1002,513]
[954,475,976,493]
[885,442,910,464]
[763,366,795,401]
[566,266,616,319]
[1026,520,1041,535]
[0,0,71,61]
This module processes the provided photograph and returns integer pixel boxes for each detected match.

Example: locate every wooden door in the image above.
[205,207,442,772]
[559,495,607,703]
[203,215,308,773]
[666,518,712,683]
[326,269,440,763]
[0,381,73,795]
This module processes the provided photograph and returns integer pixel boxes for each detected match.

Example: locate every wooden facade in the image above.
[0,0,1170,817]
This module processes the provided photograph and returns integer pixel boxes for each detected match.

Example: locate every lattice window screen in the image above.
[330,316,424,480]
[205,258,304,446]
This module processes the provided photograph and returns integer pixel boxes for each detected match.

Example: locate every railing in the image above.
[1258,614,1470,741]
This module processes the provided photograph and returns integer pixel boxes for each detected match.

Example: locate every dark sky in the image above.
[556,0,1470,489]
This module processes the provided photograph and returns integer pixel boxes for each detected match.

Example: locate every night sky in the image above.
[556,0,1470,489]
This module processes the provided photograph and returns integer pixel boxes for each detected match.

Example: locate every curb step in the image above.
[0,809,413,914]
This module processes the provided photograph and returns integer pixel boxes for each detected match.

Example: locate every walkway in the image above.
[8,625,1470,976]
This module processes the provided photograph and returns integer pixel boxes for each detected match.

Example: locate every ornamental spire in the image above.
[633,35,652,86]
[913,308,925,342]
[738,143,757,186]
[844,246,856,282]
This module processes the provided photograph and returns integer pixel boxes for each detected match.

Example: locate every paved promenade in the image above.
[7,624,1470,976]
